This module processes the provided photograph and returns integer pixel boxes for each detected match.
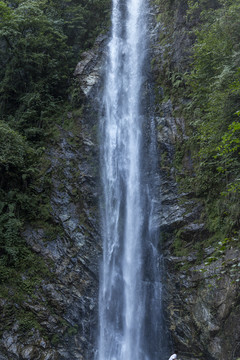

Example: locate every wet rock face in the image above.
[155,102,240,359]
[1,4,239,360]
[0,129,100,360]
[166,250,240,360]
[0,37,106,360]
[74,34,107,99]
[150,1,240,359]
[152,96,240,360]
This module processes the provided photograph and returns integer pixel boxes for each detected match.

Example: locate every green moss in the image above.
[72,107,84,118]
[0,250,54,335]
[18,311,43,333]
[154,0,240,275]
[179,262,192,271]
[57,183,65,192]
[173,230,189,257]
[43,223,65,242]
[67,325,78,336]
[160,151,171,175]
[0,0,111,344]
[51,334,60,346]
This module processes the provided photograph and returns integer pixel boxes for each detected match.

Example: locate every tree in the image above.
[0,0,72,136]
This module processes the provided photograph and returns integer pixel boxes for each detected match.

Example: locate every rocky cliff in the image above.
[0,36,106,360]
[150,1,240,359]
[1,2,240,360]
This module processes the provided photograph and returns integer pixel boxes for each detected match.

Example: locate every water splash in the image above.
[97,0,169,359]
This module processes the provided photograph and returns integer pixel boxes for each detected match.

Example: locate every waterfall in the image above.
[97,0,169,359]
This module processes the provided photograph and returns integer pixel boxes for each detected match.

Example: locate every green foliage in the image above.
[49,0,110,53]
[0,121,37,180]
[0,121,39,275]
[51,334,60,345]
[0,0,110,263]
[0,0,110,137]
[215,111,240,195]
[67,324,78,336]
[173,233,189,257]
[182,0,240,239]
[154,0,240,265]
[0,120,55,299]
[0,0,12,20]
[0,0,71,133]
[200,234,240,282]
[0,124,26,171]
[18,311,42,332]
[0,0,110,336]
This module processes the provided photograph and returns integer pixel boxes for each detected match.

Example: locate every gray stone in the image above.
[150,2,240,359]
[74,34,107,99]
[1,35,104,360]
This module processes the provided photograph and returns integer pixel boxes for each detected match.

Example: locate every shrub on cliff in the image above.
[186,0,240,237]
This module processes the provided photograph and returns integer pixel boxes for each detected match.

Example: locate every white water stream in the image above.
[97,0,169,359]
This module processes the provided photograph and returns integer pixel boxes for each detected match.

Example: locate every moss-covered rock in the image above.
[151,0,240,358]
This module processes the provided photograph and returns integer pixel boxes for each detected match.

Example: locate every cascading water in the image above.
[97,0,170,359]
